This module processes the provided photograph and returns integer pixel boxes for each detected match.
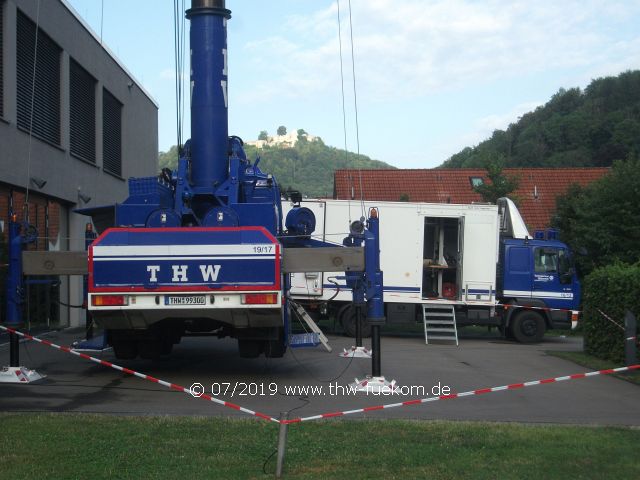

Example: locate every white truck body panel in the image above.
[286,199,499,307]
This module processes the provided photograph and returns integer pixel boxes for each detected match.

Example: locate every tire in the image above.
[138,340,162,360]
[339,305,371,338]
[511,310,546,344]
[112,339,138,360]
[264,328,287,358]
[238,339,262,358]
[160,338,173,355]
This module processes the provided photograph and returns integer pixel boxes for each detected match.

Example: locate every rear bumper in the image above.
[89,292,282,329]
[92,307,283,330]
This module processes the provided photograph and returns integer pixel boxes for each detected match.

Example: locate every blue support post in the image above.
[364,210,385,377]
[364,211,385,324]
[1,215,45,382]
[6,218,23,328]
[5,218,23,367]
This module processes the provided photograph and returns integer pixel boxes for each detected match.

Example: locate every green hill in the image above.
[442,70,640,168]
[158,134,394,198]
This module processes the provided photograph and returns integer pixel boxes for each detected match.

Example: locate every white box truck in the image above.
[285,198,581,343]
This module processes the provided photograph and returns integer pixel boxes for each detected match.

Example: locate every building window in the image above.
[16,11,61,146]
[469,176,484,188]
[69,59,96,163]
[102,88,122,177]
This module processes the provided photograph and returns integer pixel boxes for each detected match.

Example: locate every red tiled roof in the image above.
[334,168,609,231]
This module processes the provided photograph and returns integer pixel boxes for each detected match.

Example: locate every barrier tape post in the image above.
[275,411,289,479]
[625,311,638,366]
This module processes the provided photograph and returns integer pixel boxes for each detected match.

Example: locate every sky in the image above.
[65,0,640,168]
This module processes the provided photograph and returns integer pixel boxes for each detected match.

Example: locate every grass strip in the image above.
[1,413,639,479]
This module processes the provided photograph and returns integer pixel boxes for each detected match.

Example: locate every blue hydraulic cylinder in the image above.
[364,211,385,324]
[5,220,23,326]
[186,0,232,190]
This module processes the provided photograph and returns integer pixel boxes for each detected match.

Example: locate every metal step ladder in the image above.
[289,301,332,352]
[422,304,459,346]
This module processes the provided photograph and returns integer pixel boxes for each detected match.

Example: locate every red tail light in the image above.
[242,293,278,305]
[92,295,128,306]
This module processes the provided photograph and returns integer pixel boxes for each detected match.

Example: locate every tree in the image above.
[297,128,308,142]
[473,157,520,204]
[440,70,640,169]
[399,193,410,202]
[553,156,640,276]
[158,145,179,170]
[277,126,287,136]
[258,130,269,141]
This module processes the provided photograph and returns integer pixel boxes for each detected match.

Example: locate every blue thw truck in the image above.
[72,0,384,360]
[288,197,581,343]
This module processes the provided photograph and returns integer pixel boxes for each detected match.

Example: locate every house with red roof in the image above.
[333,168,609,231]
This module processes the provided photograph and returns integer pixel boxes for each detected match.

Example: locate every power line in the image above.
[347,0,366,218]
[24,0,42,211]
[336,0,353,223]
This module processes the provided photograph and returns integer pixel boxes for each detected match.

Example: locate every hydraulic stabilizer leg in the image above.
[1,216,45,384]
[350,209,397,391]
[340,221,372,359]
[9,333,19,368]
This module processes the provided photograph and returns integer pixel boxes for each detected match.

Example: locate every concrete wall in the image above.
[0,0,158,328]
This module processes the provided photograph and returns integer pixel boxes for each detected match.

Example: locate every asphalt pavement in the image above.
[1,328,639,425]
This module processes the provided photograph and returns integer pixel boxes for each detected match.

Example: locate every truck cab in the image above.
[497,198,581,341]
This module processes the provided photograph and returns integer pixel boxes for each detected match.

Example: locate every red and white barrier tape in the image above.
[281,364,640,424]
[4,325,638,426]
[0,325,278,423]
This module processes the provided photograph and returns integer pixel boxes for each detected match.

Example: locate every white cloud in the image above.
[459,101,543,149]
[237,0,640,104]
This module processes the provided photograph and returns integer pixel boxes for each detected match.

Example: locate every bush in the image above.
[583,263,640,363]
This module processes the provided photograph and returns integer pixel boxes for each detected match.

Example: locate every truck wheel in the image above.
[160,338,174,355]
[238,339,262,358]
[112,339,138,360]
[139,340,162,360]
[511,311,545,344]
[339,305,371,338]
[264,328,286,358]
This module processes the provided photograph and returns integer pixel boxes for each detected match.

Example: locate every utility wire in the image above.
[347,0,366,219]
[24,0,42,210]
[336,0,353,224]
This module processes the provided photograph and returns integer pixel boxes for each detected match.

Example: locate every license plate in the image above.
[164,295,206,306]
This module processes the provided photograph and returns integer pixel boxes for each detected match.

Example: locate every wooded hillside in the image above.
[442,70,640,168]
[159,135,393,198]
